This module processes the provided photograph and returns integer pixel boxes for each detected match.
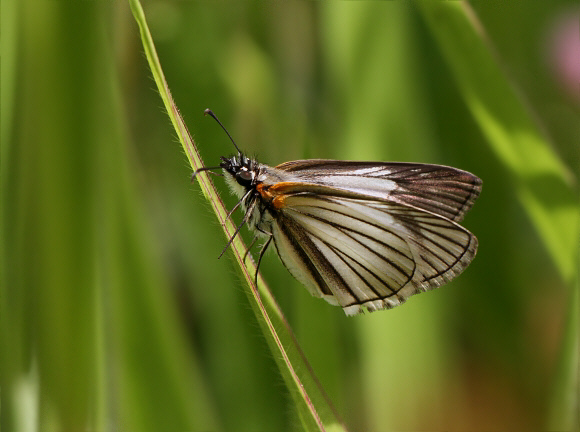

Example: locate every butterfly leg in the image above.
[243,236,259,263]
[224,189,253,225]
[218,198,257,259]
[254,231,273,287]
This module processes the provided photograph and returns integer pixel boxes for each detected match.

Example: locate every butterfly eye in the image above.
[237,170,253,183]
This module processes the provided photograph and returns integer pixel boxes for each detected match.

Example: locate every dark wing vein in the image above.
[295,199,415,282]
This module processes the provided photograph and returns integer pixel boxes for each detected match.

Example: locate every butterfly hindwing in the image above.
[269,193,477,315]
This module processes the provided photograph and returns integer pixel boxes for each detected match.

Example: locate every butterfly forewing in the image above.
[273,160,482,222]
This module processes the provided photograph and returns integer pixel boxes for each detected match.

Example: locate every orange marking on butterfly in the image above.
[268,182,304,194]
[255,183,272,199]
[271,195,289,209]
[256,182,299,209]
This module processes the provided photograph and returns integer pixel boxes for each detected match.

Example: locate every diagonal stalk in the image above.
[129,0,346,430]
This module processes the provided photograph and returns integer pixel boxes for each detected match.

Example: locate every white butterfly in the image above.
[196,110,481,316]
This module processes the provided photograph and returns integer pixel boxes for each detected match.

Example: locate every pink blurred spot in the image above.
[548,9,580,101]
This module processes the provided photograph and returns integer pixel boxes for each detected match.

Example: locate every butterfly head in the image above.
[220,154,259,191]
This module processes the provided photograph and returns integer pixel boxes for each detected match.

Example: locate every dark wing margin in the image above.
[382,163,481,222]
[270,194,477,316]
[274,159,482,222]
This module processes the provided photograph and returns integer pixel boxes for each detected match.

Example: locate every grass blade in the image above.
[129,0,345,430]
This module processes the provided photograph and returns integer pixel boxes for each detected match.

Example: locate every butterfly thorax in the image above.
[221,154,274,231]
[220,154,258,190]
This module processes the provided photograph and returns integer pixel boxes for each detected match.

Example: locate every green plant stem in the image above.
[129,0,345,430]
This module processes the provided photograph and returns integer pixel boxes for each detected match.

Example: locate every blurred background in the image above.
[2,1,579,431]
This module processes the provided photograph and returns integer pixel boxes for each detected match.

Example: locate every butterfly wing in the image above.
[269,193,477,315]
[273,159,482,222]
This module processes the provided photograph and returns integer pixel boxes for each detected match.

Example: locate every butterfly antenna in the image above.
[191,165,223,182]
[204,109,243,155]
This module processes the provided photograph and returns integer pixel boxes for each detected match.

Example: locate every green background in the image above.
[3,1,579,431]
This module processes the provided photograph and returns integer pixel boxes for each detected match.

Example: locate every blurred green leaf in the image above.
[2,0,219,430]
[2,1,105,429]
[418,2,579,283]
[418,3,579,430]
[547,281,579,430]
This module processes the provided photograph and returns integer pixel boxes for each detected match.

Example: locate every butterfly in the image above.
[194,109,481,316]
